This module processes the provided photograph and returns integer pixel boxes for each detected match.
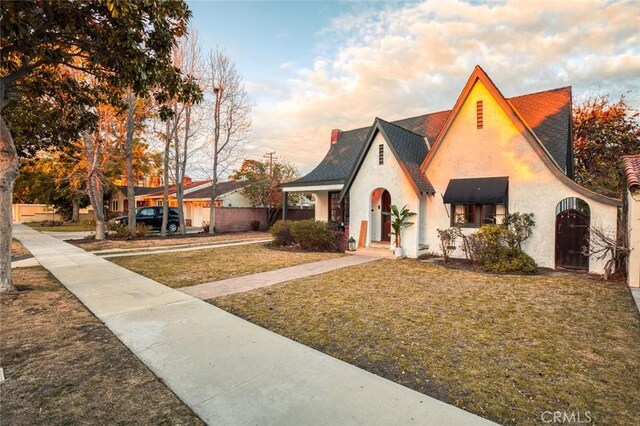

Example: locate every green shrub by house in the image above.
[290,220,336,251]
[271,219,337,251]
[270,220,294,246]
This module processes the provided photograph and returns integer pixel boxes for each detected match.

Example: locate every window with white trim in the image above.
[112,199,119,211]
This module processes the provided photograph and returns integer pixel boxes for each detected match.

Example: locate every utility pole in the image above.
[263,151,275,176]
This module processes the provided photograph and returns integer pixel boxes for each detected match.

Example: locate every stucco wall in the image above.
[349,132,421,256]
[628,189,640,287]
[220,190,253,208]
[424,80,619,274]
[314,191,329,221]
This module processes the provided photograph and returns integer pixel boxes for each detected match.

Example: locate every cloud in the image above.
[249,0,640,173]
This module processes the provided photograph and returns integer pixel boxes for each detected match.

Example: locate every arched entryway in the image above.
[555,197,590,270]
[370,188,391,242]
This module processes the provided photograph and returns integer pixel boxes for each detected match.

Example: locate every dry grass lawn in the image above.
[110,243,343,288]
[11,238,30,258]
[1,266,202,424]
[26,221,94,232]
[212,259,640,425]
[73,231,269,251]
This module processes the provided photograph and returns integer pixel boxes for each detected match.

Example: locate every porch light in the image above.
[348,237,357,251]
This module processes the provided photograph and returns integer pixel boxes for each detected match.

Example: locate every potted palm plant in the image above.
[383,204,416,258]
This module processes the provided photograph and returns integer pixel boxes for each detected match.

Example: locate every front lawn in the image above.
[72,230,269,251]
[11,238,29,258]
[110,243,343,288]
[1,266,202,424]
[211,259,640,425]
[25,221,94,232]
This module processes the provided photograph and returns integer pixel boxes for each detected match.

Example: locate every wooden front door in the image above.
[556,209,590,270]
[381,190,391,241]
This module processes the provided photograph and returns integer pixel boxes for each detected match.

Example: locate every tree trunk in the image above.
[0,114,19,292]
[160,120,170,237]
[174,121,186,235]
[209,88,222,235]
[178,103,191,235]
[125,90,137,237]
[71,197,80,222]
[82,131,106,240]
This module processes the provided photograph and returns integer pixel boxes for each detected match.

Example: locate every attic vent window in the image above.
[476,100,483,129]
[378,144,384,165]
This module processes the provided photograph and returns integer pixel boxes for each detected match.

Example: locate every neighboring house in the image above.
[107,185,159,216]
[623,155,640,288]
[138,179,251,227]
[282,66,621,274]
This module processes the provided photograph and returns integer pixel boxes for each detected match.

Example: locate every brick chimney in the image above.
[330,129,342,145]
[183,176,192,185]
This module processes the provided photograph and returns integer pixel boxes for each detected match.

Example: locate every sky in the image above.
[188,0,640,175]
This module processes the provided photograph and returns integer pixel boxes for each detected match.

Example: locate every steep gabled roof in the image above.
[623,154,640,191]
[420,65,620,206]
[509,87,573,176]
[283,127,371,187]
[183,180,246,200]
[340,118,435,198]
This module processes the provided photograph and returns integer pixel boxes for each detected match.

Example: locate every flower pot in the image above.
[394,247,405,258]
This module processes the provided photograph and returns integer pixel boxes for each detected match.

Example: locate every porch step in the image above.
[347,246,396,259]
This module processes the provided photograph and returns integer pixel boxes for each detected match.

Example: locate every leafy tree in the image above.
[1,0,198,291]
[230,158,300,225]
[573,95,640,198]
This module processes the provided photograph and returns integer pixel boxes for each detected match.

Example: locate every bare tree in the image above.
[207,48,251,234]
[162,29,207,235]
[584,226,631,280]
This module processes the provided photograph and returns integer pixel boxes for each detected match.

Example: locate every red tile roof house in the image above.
[623,154,640,288]
[282,66,622,275]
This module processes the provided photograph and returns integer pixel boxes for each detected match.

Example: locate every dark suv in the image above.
[112,206,180,233]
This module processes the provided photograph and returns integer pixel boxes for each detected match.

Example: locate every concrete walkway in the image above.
[181,255,379,299]
[13,224,495,426]
[99,239,271,259]
[632,288,640,314]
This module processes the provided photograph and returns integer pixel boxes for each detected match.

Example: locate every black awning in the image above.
[443,177,508,204]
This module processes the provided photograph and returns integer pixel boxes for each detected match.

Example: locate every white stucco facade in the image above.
[338,79,620,274]
[348,133,423,257]
[627,189,640,287]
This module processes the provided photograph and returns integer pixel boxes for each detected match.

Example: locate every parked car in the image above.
[111,206,180,233]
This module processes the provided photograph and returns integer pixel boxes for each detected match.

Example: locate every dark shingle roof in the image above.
[622,154,640,191]
[286,86,573,188]
[283,127,371,187]
[509,87,572,173]
[145,180,210,197]
[377,119,434,193]
[183,180,246,199]
[115,186,160,197]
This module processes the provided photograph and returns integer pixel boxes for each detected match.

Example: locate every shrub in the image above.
[502,212,535,250]
[482,247,538,273]
[437,227,461,262]
[107,221,129,238]
[135,223,151,238]
[270,220,293,246]
[290,220,336,251]
[40,220,62,227]
[202,221,210,233]
[250,220,261,231]
[468,224,538,273]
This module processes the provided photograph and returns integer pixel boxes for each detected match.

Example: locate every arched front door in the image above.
[381,190,391,241]
[555,198,590,270]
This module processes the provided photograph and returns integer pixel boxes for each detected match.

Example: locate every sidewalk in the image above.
[13,224,495,426]
[181,255,379,299]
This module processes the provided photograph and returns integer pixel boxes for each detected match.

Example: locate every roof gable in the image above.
[340,118,435,198]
